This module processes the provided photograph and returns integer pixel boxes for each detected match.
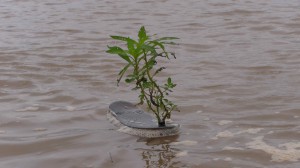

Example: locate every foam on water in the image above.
[213,130,234,139]
[170,140,198,146]
[246,136,300,162]
[223,136,300,162]
[175,150,188,157]
[224,157,232,162]
[15,106,39,112]
[66,106,76,111]
[223,146,244,150]
[218,120,233,126]
[213,128,263,140]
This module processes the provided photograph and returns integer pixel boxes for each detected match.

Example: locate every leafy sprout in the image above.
[107,26,179,126]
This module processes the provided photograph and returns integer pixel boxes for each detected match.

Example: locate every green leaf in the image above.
[106,46,123,54]
[141,44,157,55]
[110,35,128,41]
[127,40,135,56]
[142,81,152,88]
[161,41,178,45]
[149,40,165,51]
[111,36,138,45]
[155,37,179,41]
[165,77,176,88]
[139,93,145,104]
[148,59,156,69]
[125,77,135,83]
[117,63,131,85]
[119,53,132,63]
[138,26,148,43]
[106,46,132,63]
[167,77,171,85]
[154,67,166,76]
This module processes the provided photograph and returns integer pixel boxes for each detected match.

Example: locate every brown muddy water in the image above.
[1,0,300,167]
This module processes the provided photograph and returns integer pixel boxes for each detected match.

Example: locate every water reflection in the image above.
[141,144,175,168]
[137,136,186,168]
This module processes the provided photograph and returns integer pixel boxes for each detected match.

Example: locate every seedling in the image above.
[106,26,179,127]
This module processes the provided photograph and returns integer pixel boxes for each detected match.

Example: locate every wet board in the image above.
[108,101,176,129]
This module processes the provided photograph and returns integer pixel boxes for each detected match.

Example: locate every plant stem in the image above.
[143,51,169,125]
[134,58,157,116]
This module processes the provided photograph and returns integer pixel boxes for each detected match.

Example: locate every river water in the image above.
[1,0,300,167]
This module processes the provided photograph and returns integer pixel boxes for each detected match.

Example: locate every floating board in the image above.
[107,101,180,138]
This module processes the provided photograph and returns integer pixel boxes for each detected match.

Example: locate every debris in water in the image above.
[109,152,113,163]
[107,108,180,138]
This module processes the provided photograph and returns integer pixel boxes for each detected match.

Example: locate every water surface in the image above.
[1,0,300,167]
